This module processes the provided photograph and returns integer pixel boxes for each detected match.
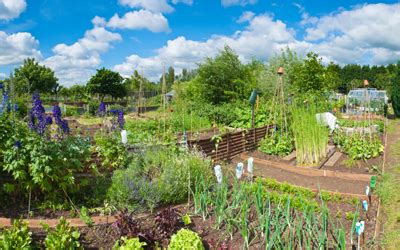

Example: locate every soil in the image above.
[236,151,369,195]
[323,153,383,175]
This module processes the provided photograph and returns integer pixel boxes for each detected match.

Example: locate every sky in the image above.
[0,0,400,86]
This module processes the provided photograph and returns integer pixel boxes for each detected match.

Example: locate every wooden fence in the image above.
[186,125,274,161]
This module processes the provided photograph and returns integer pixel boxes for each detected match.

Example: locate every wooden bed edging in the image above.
[241,154,373,182]
[0,215,117,229]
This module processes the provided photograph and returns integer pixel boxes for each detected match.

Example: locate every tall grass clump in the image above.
[292,104,329,166]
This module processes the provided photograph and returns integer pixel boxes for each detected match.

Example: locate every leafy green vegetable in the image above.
[168,229,204,250]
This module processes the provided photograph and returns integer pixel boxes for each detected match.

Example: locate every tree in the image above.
[13,58,58,95]
[193,46,249,104]
[391,63,400,117]
[292,52,326,94]
[86,68,126,101]
[159,66,175,90]
[258,48,302,98]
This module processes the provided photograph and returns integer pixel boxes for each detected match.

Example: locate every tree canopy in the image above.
[13,58,59,95]
[86,68,126,101]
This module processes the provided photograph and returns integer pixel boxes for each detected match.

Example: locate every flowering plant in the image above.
[52,105,70,135]
[28,93,52,136]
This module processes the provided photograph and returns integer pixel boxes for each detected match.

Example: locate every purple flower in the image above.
[28,93,49,136]
[14,103,19,112]
[118,111,125,129]
[98,102,106,116]
[60,119,70,134]
[14,140,22,149]
[46,116,53,125]
[109,109,119,115]
[0,83,3,89]
[52,105,69,135]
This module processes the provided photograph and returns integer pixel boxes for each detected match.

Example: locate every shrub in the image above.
[259,131,294,156]
[94,131,128,169]
[391,75,400,117]
[0,219,32,249]
[43,217,82,249]
[107,146,212,212]
[3,125,91,193]
[168,229,204,250]
[333,133,384,160]
[113,237,146,250]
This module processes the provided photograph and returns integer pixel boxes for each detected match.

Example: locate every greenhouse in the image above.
[346,88,388,114]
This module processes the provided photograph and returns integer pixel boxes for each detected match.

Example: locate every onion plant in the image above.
[291,104,329,166]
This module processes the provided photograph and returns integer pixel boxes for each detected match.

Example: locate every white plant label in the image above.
[236,162,244,179]
[365,186,370,196]
[247,157,254,174]
[355,222,362,236]
[214,165,223,184]
[362,200,368,211]
[121,130,128,145]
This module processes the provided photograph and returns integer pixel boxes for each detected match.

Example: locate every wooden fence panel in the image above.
[185,125,273,161]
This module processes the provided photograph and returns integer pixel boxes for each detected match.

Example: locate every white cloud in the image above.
[237,11,255,23]
[43,26,121,86]
[0,31,42,65]
[0,0,26,20]
[171,0,193,5]
[113,14,306,80]
[302,3,400,65]
[0,72,6,79]
[107,10,170,32]
[221,0,257,7]
[118,0,174,13]
[92,16,107,27]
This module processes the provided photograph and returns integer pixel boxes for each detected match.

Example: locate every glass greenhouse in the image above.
[346,88,388,114]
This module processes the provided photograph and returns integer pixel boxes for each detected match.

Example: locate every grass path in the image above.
[377,119,400,249]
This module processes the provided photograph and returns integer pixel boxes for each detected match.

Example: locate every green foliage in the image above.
[292,52,327,94]
[391,68,400,117]
[0,219,32,250]
[168,229,204,250]
[259,131,294,156]
[3,124,91,192]
[43,217,82,249]
[94,131,128,169]
[333,133,384,160]
[0,115,13,164]
[87,68,126,101]
[189,46,256,105]
[113,237,147,250]
[13,58,59,95]
[291,103,329,165]
[79,206,93,226]
[182,214,192,226]
[107,146,212,212]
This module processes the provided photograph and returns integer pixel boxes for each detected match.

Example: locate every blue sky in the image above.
[0,0,400,86]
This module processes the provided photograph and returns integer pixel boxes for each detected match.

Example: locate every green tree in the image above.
[160,66,175,90]
[258,48,302,98]
[13,58,58,95]
[325,62,342,92]
[292,52,326,94]
[391,64,400,117]
[194,46,249,104]
[86,68,126,101]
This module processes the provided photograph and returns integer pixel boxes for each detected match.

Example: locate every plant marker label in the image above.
[365,186,370,196]
[362,200,368,211]
[121,130,128,145]
[247,157,254,174]
[214,165,223,184]
[360,221,365,233]
[355,222,362,236]
[236,162,244,179]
